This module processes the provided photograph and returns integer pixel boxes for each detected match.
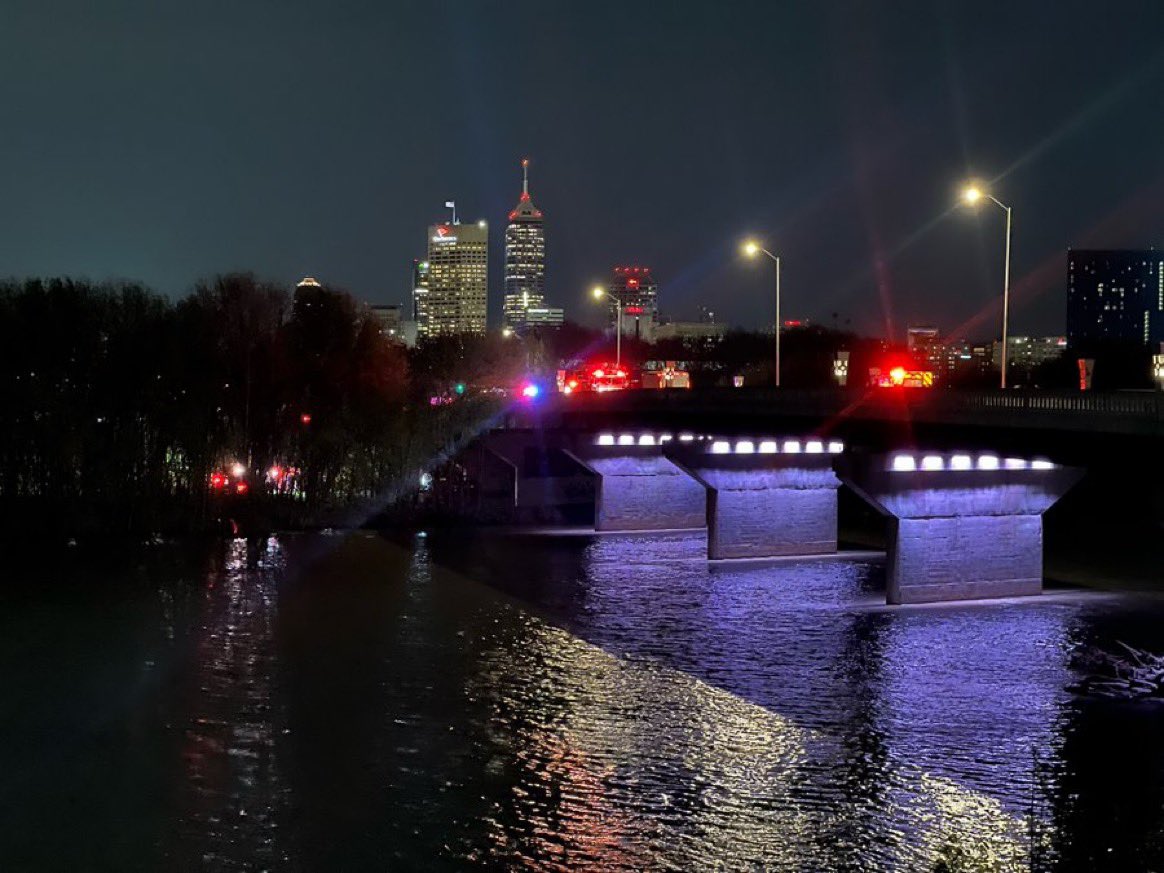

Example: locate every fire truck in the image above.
[869,366,934,388]
[556,363,631,394]
[556,361,691,394]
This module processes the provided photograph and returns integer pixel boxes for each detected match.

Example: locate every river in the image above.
[2,530,1163,871]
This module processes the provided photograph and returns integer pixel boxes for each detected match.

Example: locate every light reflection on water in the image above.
[2,530,1164,870]
[170,537,287,870]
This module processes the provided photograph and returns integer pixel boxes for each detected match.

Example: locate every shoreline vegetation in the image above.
[0,274,526,539]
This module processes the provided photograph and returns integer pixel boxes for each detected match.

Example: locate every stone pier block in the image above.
[841,453,1081,604]
[571,448,706,532]
[678,443,843,560]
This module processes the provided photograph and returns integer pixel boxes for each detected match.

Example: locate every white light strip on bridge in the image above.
[828,441,844,454]
[887,452,1056,472]
[639,434,655,446]
[735,440,755,454]
[679,433,695,442]
[759,440,778,454]
[711,440,731,455]
[783,440,801,454]
[805,440,824,454]
[596,434,614,446]
[618,434,635,446]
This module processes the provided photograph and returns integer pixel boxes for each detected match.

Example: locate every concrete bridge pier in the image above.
[568,434,707,532]
[676,438,844,560]
[841,452,1081,604]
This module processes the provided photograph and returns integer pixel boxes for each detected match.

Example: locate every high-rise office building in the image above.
[607,266,658,343]
[1067,249,1164,346]
[411,259,430,335]
[906,326,943,372]
[503,159,546,331]
[991,336,1067,370]
[524,306,564,328]
[423,218,488,337]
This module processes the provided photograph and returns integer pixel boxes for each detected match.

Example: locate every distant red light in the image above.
[593,369,605,378]
[210,473,227,490]
[235,481,249,495]
[300,413,312,425]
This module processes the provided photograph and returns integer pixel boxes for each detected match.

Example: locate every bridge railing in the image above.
[541,387,1164,434]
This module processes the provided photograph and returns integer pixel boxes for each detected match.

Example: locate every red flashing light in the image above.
[235,481,249,495]
[519,192,530,202]
[625,306,644,314]
[567,379,578,389]
[593,369,605,378]
[300,413,312,425]
[627,278,639,288]
[890,367,907,385]
[616,369,626,378]
[210,473,227,490]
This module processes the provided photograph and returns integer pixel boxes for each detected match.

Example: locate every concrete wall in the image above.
[480,431,595,524]
[887,515,1043,604]
[693,465,840,559]
[582,454,707,531]
[841,460,1081,604]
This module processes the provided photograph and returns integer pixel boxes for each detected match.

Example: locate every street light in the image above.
[591,284,622,368]
[961,182,1013,390]
[741,239,782,387]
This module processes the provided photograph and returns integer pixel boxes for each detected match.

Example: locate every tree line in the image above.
[0,274,503,538]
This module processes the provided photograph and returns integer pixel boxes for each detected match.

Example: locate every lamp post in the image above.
[592,285,622,368]
[742,240,782,387]
[962,184,1013,390]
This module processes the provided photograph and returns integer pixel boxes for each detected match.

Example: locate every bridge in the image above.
[437,388,1163,606]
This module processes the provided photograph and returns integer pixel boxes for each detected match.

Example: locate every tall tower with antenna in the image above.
[503,158,547,331]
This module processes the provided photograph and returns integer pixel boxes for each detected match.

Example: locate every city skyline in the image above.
[2,3,1164,338]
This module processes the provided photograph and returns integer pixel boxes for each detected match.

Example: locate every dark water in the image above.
[2,531,1164,871]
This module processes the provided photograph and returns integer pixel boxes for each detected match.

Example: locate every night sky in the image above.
[2,0,1163,339]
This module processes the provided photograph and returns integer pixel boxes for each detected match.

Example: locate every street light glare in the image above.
[591,285,605,300]
[962,185,983,205]
[742,240,760,257]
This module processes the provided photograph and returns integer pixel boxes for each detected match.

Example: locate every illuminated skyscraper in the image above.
[424,216,488,337]
[503,159,546,331]
[607,266,658,342]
